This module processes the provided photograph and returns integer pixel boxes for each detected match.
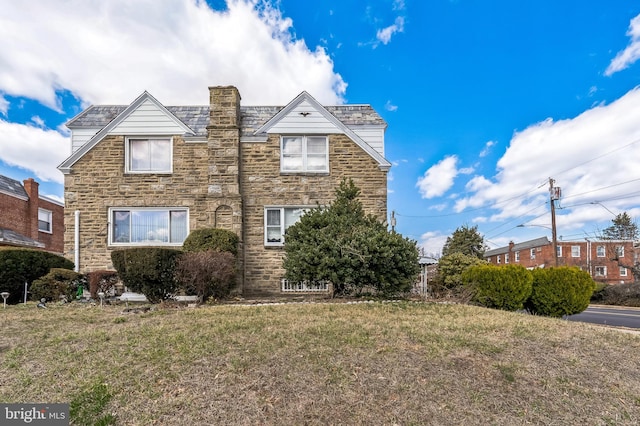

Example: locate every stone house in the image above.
[484,237,637,285]
[58,86,391,296]
[0,174,64,253]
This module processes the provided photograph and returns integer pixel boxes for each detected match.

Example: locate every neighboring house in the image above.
[0,175,64,253]
[484,237,636,285]
[58,86,391,296]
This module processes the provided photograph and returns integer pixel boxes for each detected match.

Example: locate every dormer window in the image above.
[125,137,172,173]
[281,136,328,173]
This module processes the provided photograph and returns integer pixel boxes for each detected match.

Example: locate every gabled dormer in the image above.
[254,92,391,171]
[59,91,196,174]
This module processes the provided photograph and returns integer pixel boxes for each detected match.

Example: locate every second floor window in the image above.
[281,136,328,173]
[556,246,562,257]
[126,138,172,173]
[38,208,52,233]
[530,248,536,259]
[515,251,520,262]
[571,245,581,258]
[596,245,605,257]
[616,245,625,258]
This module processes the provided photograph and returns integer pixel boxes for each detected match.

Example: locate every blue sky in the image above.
[1,0,640,255]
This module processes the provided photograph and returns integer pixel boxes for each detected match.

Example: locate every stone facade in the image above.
[60,86,389,295]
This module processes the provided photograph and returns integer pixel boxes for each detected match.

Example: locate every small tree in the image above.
[283,179,419,297]
[602,212,638,241]
[434,252,486,297]
[442,225,487,259]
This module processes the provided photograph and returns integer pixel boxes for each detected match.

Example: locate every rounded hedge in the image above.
[182,228,239,256]
[0,248,74,304]
[462,264,532,311]
[525,267,596,317]
[31,268,85,302]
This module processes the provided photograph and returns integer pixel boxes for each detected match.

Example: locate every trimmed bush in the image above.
[30,268,85,302]
[526,267,596,317]
[463,264,532,311]
[174,250,236,301]
[111,248,182,303]
[87,270,120,299]
[597,282,640,307]
[0,248,74,304]
[182,228,239,255]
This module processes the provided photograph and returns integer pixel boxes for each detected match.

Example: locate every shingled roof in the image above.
[0,174,28,199]
[67,104,385,138]
[484,237,551,257]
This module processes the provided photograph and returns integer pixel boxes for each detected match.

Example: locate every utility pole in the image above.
[390,210,396,233]
[549,178,560,267]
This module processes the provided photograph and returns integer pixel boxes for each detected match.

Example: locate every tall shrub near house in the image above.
[174,228,239,301]
[30,268,85,302]
[525,267,596,317]
[0,248,74,304]
[111,248,182,303]
[462,264,532,311]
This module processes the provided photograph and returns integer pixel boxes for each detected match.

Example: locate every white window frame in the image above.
[125,137,173,173]
[616,245,625,258]
[497,255,501,264]
[108,207,188,246]
[280,136,329,173]
[515,251,520,262]
[505,253,510,264]
[556,246,562,257]
[596,245,605,257]
[530,248,536,260]
[620,266,628,277]
[38,208,52,233]
[571,245,581,258]
[264,206,309,246]
[595,266,607,277]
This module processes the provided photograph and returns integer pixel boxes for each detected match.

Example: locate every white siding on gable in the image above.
[351,126,385,157]
[111,99,188,135]
[71,128,101,153]
[267,100,342,134]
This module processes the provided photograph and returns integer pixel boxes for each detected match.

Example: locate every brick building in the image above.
[484,237,636,285]
[57,86,391,296]
[0,175,64,253]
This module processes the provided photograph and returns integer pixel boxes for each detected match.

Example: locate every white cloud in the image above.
[455,87,640,233]
[416,155,459,199]
[0,119,69,183]
[30,116,45,128]
[418,231,447,257]
[479,140,496,158]
[385,100,398,111]
[605,13,640,76]
[0,0,346,109]
[0,0,348,183]
[376,16,405,45]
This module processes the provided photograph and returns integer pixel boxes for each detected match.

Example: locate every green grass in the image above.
[1,301,639,425]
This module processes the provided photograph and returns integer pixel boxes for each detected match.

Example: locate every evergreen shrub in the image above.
[111,248,182,303]
[525,267,596,317]
[0,248,74,304]
[463,264,532,311]
[182,228,239,255]
[30,268,85,302]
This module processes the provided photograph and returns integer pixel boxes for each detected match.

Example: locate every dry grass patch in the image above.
[1,301,639,425]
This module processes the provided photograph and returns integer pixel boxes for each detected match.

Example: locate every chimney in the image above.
[208,86,241,129]
[23,178,39,240]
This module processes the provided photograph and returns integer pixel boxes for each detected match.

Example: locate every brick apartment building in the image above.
[484,236,636,285]
[0,175,64,253]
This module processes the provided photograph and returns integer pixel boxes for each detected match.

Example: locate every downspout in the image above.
[74,210,80,272]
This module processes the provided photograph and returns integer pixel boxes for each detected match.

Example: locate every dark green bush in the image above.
[87,270,120,299]
[463,264,532,311]
[30,268,85,302]
[0,248,74,304]
[174,250,236,301]
[597,282,640,307]
[525,267,596,317]
[111,248,182,303]
[182,228,239,255]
